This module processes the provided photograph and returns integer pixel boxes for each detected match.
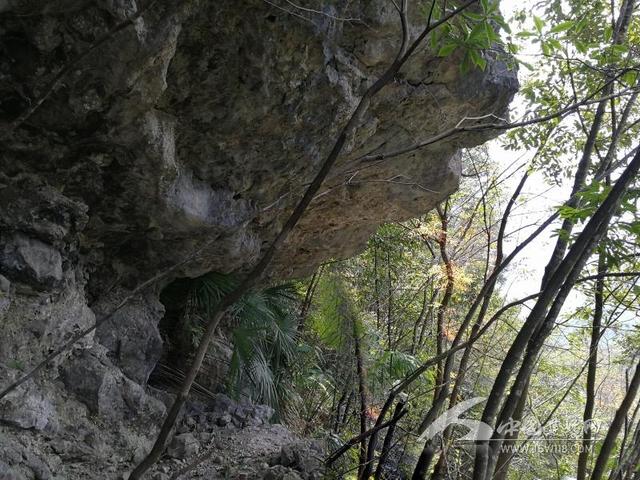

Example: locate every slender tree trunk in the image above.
[590,362,640,480]
[342,391,355,431]
[412,287,429,355]
[577,254,606,480]
[300,265,324,324]
[427,172,531,480]
[333,382,351,433]
[374,241,382,330]
[434,205,454,402]
[374,399,406,480]
[418,287,438,351]
[413,171,530,479]
[487,240,602,478]
[612,426,640,480]
[413,441,438,480]
[353,317,369,480]
[493,377,530,480]
[477,65,638,474]
[387,249,394,351]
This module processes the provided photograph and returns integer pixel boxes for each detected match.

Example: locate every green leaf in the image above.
[518,59,535,71]
[622,70,638,86]
[438,42,459,57]
[467,21,489,46]
[485,21,500,43]
[550,21,574,34]
[533,15,544,33]
[575,40,588,53]
[469,49,488,70]
[493,15,512,34]
[611,44,629,56]
[516,30,536,38]
[625,221,640,236]
[575,17,588,34]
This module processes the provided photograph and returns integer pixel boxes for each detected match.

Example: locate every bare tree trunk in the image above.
[387,249,394,352]
[374,241,382,330]
[590,362,640,480]
[417,287,438,352]
[412,287,429,355]
[333,379,352,433]
[434,205,454,403]
[577,254,606,480]
[326,408,408,467]
[493,377,530,480]
[612,425,640,480]
[354,317,369,480]
[374,399,406,480]
[342,391,355,431]
[300,265,324,324]
[413,441,438,480]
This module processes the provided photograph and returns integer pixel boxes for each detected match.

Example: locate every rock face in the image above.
[0,0,517,477]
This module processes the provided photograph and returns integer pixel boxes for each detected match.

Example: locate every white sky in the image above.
[488,0,581,309]
[489,2,640,348]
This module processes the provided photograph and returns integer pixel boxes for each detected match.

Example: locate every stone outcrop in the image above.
[0,0,517,477]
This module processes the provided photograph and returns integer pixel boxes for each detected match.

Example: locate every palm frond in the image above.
[179,271,302,410]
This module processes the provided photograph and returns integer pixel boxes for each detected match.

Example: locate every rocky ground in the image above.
[153,423,323,480]
[0,390,324,480]
[147,395,324,480]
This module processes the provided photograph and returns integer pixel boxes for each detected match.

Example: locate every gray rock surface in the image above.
[0,274,11,293]
[264,465,304,480]
[0,381,54,430]
[0,0,516,286]
[0,234,62,290]
[59,349,166,422]
[0,0,517,477]
[95,290,164,384]
[166,432,200,460]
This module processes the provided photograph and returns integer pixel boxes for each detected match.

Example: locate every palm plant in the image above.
[165,272,300,410]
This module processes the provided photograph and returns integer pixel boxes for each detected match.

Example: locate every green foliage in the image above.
[188,272,300,409]
[6,359,24,371]
[372,350,420,383]
[426,0,512,72]
[308,274,357,350]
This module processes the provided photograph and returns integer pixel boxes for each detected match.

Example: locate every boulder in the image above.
[263,465,303,480]
[59,351,124,420]
[95,291,164,385]
[0,234,62,290]
[0,384,54,431]
[278,441,324,478]
[1,0,516,286]
[166,433,200,460]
